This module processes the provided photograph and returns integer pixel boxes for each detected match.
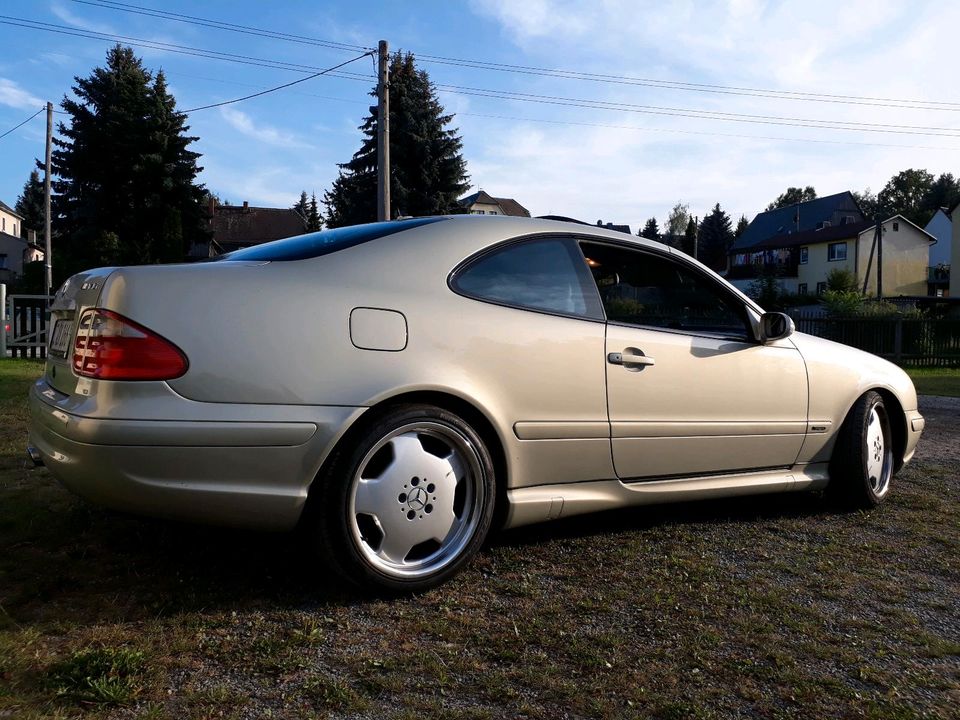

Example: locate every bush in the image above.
[827,268,859,293]
[822,290,863,316]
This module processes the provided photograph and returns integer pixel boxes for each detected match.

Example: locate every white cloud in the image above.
[219,107,313,149]
[0,78,43,110]
[50,2,117,34]
[465,0,960,224]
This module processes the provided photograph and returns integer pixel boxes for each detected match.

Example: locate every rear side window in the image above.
[451,237,603,320]
[218,218,446,261]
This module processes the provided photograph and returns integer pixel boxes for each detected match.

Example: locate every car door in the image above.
[579,240,808,481]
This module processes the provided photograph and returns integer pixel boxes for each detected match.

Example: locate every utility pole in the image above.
[376,40,390,222]
[876,215,883,299]
[44,101,53,297]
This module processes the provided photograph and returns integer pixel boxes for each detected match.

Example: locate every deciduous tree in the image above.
[765,186,817,211]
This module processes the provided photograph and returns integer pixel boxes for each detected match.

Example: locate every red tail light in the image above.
[73,308,188,381]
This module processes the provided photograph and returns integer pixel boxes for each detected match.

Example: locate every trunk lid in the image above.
[44,267,117,396]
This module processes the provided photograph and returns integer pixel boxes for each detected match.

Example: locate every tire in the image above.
[828,391,895,509]
[311,404,496,593]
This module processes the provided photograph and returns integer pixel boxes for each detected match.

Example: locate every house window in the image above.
[0,254,7,269]
[816,281,827,296]
[827,242,847,262]
[892,221,899,231]
[799,247,808,264]
[798,283,808,295]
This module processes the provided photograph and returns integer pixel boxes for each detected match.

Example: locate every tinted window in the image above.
[453,237,603,319]
[581,242,750,338]
[218,218,446,262]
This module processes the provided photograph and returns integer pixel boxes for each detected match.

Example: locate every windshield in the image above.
[217,217,447,262]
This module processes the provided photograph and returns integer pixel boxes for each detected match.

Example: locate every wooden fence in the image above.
[790,313,960,367]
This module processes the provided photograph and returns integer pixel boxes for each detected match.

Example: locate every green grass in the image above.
[905,367,960,397]
[1,359,958,719]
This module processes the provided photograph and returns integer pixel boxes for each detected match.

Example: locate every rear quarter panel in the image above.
[96,219,614,489]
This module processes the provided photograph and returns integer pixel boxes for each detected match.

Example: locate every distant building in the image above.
[951,199,960,296]
[0,200,44,284]
[0,199,23,239]
[190,199,308,258]
[924,208,951,296]
[458,190,530,217]
[729,192,934,297]
[594,220,632,235]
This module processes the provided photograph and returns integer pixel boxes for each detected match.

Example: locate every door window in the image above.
[580,241,751,339]
[452,237,603,319]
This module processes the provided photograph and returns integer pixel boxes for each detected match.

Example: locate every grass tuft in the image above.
[46,646,146,705]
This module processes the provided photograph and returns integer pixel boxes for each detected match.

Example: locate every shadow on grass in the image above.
[1,470,835,626]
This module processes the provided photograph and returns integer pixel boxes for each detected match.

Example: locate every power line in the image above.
[449,111,960,153]
[171,70,960,151]
[72,0,371,53]
[0,107,44,141]
[73,0,960,113]
[0,16,371,76]
[432,84,960,138]
[182,51,373,112]
[5,14,959,139]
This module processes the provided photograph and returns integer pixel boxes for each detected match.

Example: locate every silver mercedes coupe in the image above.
[28,216,924,592]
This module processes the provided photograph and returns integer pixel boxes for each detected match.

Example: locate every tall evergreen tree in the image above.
[15,169,45,239]
[307,192,322,232]
[734,214,749,239]
[698,203,734,272]
[682,216,698,257]
[51,45,208,274]
[639,217,660,241]
[323,52,469,227]
[293,191,310,227]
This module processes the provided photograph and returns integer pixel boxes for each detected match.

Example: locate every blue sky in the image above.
[1,0,959,230]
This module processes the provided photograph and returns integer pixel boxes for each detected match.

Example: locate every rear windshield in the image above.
[217,217,447,262]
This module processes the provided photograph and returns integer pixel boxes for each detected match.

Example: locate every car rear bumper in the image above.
[28,378,363,530]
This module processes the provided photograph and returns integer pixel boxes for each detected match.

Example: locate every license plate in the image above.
[49,319,74,357]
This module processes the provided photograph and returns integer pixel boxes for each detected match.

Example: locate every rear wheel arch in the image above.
[305,390,510,530]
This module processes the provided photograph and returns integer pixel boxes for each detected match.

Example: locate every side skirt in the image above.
[503,462,830,529]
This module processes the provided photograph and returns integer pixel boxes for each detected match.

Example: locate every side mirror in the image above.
[759,312,795,343]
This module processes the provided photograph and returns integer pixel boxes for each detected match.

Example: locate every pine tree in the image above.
[307,192,322,232]
[734,214,749,239]
[51,45,208,274]
[639,217,660,241]
[324,52,469,227]
[697,203,735,272]
[15,169,45,239]
[293,191,310,227]
[682,217,698,257]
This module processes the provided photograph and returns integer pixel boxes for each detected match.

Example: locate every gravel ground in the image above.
[1,363,958,719]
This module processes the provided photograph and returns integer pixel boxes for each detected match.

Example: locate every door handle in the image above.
[607,350,655,367]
